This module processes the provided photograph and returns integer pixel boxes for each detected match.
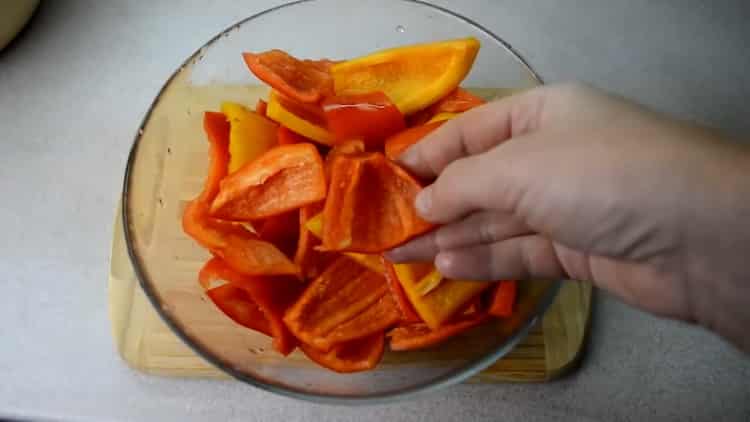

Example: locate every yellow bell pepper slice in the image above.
[414,268,444,296]
[304,212,384,273]
[426,112,459,124]
[221,102,278,173]
[331,38,480,115]
[394,262,489,329]
[266,91,334,145]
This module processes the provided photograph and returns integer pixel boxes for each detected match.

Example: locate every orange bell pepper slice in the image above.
[382,257,421,323]
[199,258,303,355]
[300,333,385,373]
[283,256,399,351]
[204,283,273,337]
[211,143,327,220]
[331,38,480,115]
[488,280,518,318]
[322,92,405,147]
[430,87,486,113]
[257,209,299,258]
[390,260,490,329]
[242,50,334,103]
[384,121,444,161]
[182,113,299,276]
[321,152,433,253]
[293,202,335,280]
[388,311,491,351]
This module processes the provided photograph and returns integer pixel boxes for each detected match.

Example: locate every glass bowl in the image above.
[122,0,558,404]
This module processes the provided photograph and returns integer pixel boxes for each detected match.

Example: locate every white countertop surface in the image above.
[1,1,748,421]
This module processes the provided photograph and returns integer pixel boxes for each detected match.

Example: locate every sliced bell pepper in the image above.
[322,92,405,147]
[211,143,327,220]
[242,50,334,103]
[255,98,268,117]
[382,257,421,323]
[303,209,383,273]
[283,256,395,351]
[277,125,309,145]
[429,87,486,113]
[221,102,279,173]
[257,209,300,258]
[199,258,303,355]
[388,311,490,351]
[384,121,444,161]
[331,38,480,115]
[205,283,273,337]
[182,113,299,276]
[294,202,335,280]
[391,260,490,329]
[414,268,444,296]
[266,91,334,145]
[300,333,385,373]
[324,139,365,181]
[321,152,433,253]
[488,280,518,318]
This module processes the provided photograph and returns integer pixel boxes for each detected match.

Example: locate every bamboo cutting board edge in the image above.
[109,205,592,383]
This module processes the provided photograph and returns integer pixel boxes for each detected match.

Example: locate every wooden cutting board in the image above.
[109,206,592,382]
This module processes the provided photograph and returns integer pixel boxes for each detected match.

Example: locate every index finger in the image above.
[397,89,541,180]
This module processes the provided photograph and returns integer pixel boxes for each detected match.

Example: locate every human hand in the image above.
[387,83,750,351]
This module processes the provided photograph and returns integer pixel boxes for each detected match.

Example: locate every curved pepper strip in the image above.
[277,125,309,145]
[266,92,334,145]
[283,256,399,351]
[182,112,299,276]
[331,38,480,115]
[488,280,518,318]
[322,92,405,148]
[242,50,334,103]
[321,152,434,253]
[204,283,273,337]
[388,311,491,351]
[211,143,327,220]
[300,333,385,373]
[429,87,486,113]
[382,257,421,323]
[199,258,302,356]
[384,121,444,161]
[293,202,335,280]
[257,209,300,259]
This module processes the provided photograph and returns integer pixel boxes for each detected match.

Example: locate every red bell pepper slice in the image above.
[430,88,486,113]
[283,256,395,351]
[323,139,365,182]
[199,258,302,356]
[322,92,406,147]
[381,256,421,323]
[321,152,434,253]
[388,311,491,351]
[293,202,335,280]
[255,98,268,117]
[210,143,327,220]
[182,113,299,276]
[384,121,444,161]
[257,209,300,259]
[300,333,385,373]
[488,280,518,318]
[205,284,273,337]
[242,50,334,104]
[277,125,309,145]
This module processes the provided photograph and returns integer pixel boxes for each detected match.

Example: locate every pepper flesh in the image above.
[322,92,405,147]
[242,50,334,103]
[211,143,327,220]
[384,121,444,160]
[488,280,518,318]
[321,152,433,253]
[221,102,278,173]
[388,311,490,351]
[199,258,302,355]
[300,333,385,373]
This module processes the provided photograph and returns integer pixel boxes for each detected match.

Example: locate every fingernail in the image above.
[415,186,432,217]
[435,252,453,274]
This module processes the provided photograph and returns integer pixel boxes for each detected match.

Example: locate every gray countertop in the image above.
[1,1,748,421]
